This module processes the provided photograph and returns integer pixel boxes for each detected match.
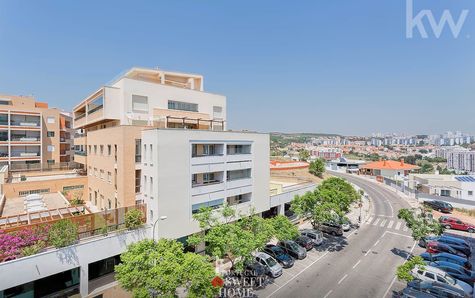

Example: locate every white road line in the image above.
[352,259,362,269]
[373,239,380,247]
[403,225,408,232]
[372,218,380,226]
[380,219,387,227]
[265,251,329,298]
[323,290,333,298]
[364,249,371,256]
[395,221,402,230]
[386,200,394,217]
[338,274,348,285]
[382,241,417,298]
[384,231,414,238]
[367,216,374,224]
[387,220,394,229]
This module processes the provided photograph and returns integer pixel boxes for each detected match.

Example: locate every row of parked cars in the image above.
[400,234,474,297]
[235,221,351,286]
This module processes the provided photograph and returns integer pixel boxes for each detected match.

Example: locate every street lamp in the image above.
[152,215,168,242]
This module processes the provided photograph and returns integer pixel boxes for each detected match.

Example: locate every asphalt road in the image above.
[264,173,417,298]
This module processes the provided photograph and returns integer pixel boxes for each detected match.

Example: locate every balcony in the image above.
[226,177,252,189]
[10,151,40,158]
[191,154,225,165]
[10,136,40,142]
[10,115,41,128]
[10,121,40,128]
[74,150,87,156]
[191,181,225,196]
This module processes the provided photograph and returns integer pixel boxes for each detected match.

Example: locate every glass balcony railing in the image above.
[11,152,40,157]
[10,121,40,127]
[74,113,86,121]
[11,136,40,142]
[74,150,87,156]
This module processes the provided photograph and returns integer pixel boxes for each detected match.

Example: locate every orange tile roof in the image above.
[361,160,420,170]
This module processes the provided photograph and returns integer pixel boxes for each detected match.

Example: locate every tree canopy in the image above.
[397,208,444,241]
[115,239,219,298]
[299,149,310,162]
[291,177,360,228]
[396,256,425,282]
[309,158,326,178]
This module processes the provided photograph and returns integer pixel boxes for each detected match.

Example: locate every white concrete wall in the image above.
[141,129,269,240]
[107,78,226,126]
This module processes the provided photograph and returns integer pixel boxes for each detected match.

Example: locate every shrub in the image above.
[21,241,46,257]
[48,220,78,248]
[124,209,143,230]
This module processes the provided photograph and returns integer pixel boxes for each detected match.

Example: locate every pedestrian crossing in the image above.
[365,216,410,232]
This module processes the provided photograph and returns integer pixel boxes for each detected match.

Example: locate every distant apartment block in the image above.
[310,147,342,160]
[0,94,74,170]
[447,150,475,174]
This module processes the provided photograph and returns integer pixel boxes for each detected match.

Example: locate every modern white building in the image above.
[409,174,475,201]
[141,129,270,240]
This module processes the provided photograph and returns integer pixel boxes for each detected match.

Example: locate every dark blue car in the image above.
[420,252,471,270]
[263,244,295,268]
[425,261,475,284]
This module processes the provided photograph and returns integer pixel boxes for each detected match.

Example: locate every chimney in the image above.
[400,159,404,166]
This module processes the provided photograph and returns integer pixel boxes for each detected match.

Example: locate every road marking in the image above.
[373,239,380,247]
[386,200,394,217]
[265,251,329,298]
[403,225,408,232]
[387,220,394,229]
[338,274,348,285]
[380,219,387,227]
[383,231,414,238]
[372,218,380,226]
[382,241,417,298]
[364,249,371,256]
[352,259,361,269]
[395,222,402,230]
[367,216,374,224]
[323,290,333,298]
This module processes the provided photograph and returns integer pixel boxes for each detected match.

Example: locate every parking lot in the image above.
[255,229,357,297]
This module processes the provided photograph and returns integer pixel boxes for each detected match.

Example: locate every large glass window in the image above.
[87,96,104,114]
[168,100,198,112]
[132,95,148,112]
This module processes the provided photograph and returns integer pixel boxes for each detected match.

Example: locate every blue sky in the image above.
[0,0,473,136]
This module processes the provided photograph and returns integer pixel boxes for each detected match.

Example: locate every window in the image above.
[47,145,55,152]
[425,272,435,280]
[132,95,148,112]
[191,199,224,214]
[469,191,473,196]
[143,175,147,195]
[100,145,104,155]
[143,144,147,162]
[107,171,111,183]
[149,145,153,163]
[47,131,55,137]
[94,168,98,177]
[47,159,55,165]
[135,140,141,162]
[100,170,104,180]
[168,100,198,112]
[213,106,223,119]
[87,96,104,114]
[108,199,111,209]
[108,145,111,156]
[63,185,84,191]
[135,170,141,193]
[88,145,91,154]
[47,117,55,124]
[150,177,153,195]
[88,166,92,176]
[94,145,97,154]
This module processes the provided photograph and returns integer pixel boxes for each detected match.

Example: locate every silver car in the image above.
[254,252,283,278]
[300,229,324,246]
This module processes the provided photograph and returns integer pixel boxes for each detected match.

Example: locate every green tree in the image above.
[270,215,299,241]
[188,205,274,270]
[396,256,425,282]
[291,177,359,228]
[48,219,78,248]
[115,239,219,298]
[299,149,310,162]
[397,208,443,241]
[419,161,434,174]
[309,158,326,178]
[124,209,144,230]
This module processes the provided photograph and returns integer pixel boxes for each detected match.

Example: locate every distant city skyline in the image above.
[0,0,473,135]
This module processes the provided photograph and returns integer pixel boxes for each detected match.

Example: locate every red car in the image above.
[426,241,467,257]
[439,216,475,233]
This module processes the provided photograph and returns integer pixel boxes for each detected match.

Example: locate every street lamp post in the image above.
[152,215,168,242]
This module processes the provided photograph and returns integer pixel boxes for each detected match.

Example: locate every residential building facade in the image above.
[447,150,475,174]
[0,94,74,170]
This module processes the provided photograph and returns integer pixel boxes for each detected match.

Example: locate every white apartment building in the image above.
[409,174,475,201]
[141,129,270,240]
[447,150,475,174]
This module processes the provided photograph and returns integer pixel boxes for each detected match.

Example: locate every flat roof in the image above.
[1,192,70,217]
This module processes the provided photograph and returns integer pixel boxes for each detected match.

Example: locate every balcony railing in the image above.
[0,153,9,158]
[88,105,103,115]
[11,137,40,142]
[0,121,8,126]
[74,150,87,156]
[192,180,223,188]
[11,152,40,157]
[74,113,86,121]
[192,153,224,158]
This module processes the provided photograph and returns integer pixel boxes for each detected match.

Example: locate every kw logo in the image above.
[406,0,470,39]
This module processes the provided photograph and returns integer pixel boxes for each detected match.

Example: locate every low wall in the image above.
[2,176,87,198]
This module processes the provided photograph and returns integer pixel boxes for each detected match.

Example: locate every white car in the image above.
[411,265,473,296]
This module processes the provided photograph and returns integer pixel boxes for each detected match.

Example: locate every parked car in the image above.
[439,217,475,233]
[419,235,470,251]
[300,229,324,246]
[263,244,295,268]
[425,261,475,284]
[277,240,307,260]
[400,286,437,298]
[406,279,469,298]
[411,265,473,296]
[229,261,269,290]
[420,252,471,270]
[426,241,468,258]
[294,235,314,251]
[254,252,283,278]
[319,222,343,236]
[339,218,351,232]
[423,200,453,213]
